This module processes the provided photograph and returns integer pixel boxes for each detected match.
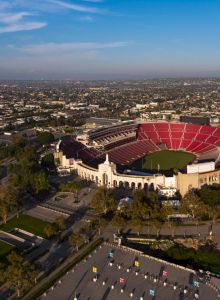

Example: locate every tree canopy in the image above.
[10,145,49,196]
[197,184,220,208]
[181,191,206,220]
[37,131,55,145]
[91,188,118,215]
[0,185,18,224]
[3,251,37,297]
[68,232,84,251]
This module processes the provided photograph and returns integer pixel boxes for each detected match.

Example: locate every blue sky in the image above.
[0,0,220,79]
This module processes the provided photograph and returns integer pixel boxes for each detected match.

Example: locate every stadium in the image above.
[54,121,220,196]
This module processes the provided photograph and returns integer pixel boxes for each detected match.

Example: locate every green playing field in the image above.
[135,150,196,171]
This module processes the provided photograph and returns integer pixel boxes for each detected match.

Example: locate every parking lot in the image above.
[41,243,218,300]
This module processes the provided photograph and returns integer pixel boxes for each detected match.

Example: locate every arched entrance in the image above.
[102,173,108,186]
[144,183,148,192]
[131,182,136,189]
[137,182,142,189]
[124,182,130,189]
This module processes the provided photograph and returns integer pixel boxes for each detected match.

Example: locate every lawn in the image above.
[0,241,14,263]
[137,150,195,171]
[0,214,50,238]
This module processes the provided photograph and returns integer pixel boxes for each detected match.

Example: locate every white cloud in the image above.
[48,0,105,13]
[0,12,33,24]
[0,4,47,33]
[15,41,130,55]
[0,22,47,33]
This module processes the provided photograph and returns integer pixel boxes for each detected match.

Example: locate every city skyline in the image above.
[1,0,220,79]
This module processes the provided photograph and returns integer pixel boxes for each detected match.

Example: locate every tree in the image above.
[10,145,49,197]
[55,216,66,232]
[91,188,118,215]
[160,203,174,222]
[41,153,55,170]
[0,204,9,225]
[68,181,82,201]
[10,156,33,193]
[37,131,54,145]
[146,191,161,218]
[168,219,177,238]
[151,219,162,237]
[80,223,95,242]
[180,191,205,220]
[30,171,49,195]
[5,252,37,297]
[111,214,126,234]
[197,184,220,225]
[59,181,83,201]
[129,189,151,224]
[207,206,219,225]
[198,184,220,207]
[93,217,107,235]
[12,133,26,148]
[0,186,17,224]
[43,223,58,238]
[68,232,84,251]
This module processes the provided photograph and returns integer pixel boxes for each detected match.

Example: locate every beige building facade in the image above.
[55,149,220,196]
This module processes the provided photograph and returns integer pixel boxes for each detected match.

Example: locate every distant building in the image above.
[157,184,177,198]
[84,117,119,129]
[187,161,215,174]
[180,115,210,125]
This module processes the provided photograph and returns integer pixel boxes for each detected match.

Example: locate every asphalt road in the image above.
[41,243,218,300]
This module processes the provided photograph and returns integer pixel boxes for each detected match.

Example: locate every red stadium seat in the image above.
[185,124,201,133]
[199,125,216,135]
[169,123,185,132]
[171,132,183,139]
[183,132,197,140]
[154,123,170,131]
[172,139,181,149]
[195,134,209,142]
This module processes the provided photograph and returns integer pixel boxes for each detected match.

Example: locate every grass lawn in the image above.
[0,214,50,238]
[138,150,195,171]
[0,240,14,263]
